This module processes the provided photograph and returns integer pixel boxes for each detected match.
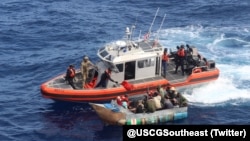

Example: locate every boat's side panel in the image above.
[124,107,188,125]
[90,102,188,126]
[124,111,188,125]
[41,78,169,102]
[171,68,219,87]
[40,66,219,102]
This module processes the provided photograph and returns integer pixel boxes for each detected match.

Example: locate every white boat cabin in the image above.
[95,27,165,87]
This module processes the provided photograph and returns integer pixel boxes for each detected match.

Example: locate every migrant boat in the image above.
[89,91,188,126]
[40,9,219,102]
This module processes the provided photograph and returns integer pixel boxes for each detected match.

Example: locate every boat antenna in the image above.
[156,13,166,40]
[130,14,138,40]
[138,30,142,40]
[148,7,159,36]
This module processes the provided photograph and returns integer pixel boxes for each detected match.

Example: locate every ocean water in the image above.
[0,0,250,141]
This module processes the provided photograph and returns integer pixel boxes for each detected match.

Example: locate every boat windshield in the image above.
[100,49,108,58]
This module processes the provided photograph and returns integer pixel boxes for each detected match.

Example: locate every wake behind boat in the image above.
[40,9,219,102]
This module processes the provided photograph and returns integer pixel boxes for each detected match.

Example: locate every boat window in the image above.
[100,50,108,58]
[138,61,144,68]
[105,55,112,61]
[138,58,155,68]
[116,63,123,72]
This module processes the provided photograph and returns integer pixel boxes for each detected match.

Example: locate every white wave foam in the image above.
[160,25,250,106]
[183,77,250,104]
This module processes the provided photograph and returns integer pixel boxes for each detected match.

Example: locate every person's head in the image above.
[107,67,112,72]
[198,54,201,59]
[164,48,167,53]
[169,86,176,94]
[69,64,74,68]
[203,58,207,62]
[153,92,159,97]
[84,56,89,61]
[148,90,154,96]
[157,85,161,91]
[125,94,128,98]
[116,96,121,101]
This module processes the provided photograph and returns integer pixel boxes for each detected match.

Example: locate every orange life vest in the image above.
[162,53,169,61]
[178,48,185,57]
[70,68,75,77]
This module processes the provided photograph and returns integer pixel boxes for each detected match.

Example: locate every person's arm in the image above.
[89,61,98,69]
[89,61,94,66]
[80,62,83,73]
[107,73,118,83]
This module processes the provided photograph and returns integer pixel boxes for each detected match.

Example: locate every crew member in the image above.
[65,64,76,89]
[162,48,169,77]
[174,45,185,76]
[81,56,95,87]
[95,68,118,88]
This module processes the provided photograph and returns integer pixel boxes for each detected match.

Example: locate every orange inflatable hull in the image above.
[40,68,219,102]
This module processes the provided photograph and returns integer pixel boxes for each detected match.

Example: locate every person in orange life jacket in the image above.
[95,68,118,88]
[162,48,169,76]
[116,96,122,106]
[65,64,76,89]
[121,95,129,109]
[174,45,185,76]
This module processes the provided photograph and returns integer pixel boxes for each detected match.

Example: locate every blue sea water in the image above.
[0,0,250,140]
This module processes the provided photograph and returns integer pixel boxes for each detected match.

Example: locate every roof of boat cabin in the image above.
[97,39,164,63]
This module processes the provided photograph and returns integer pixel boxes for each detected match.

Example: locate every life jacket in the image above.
[70,68,75,78]
[162,53,169,61]
[66,67,75,79]
[121,80,134,90]
[116,96,122,106]
[177,48,185,57]
[121,95,129,103]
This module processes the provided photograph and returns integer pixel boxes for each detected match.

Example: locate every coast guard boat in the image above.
[40,10,219,102]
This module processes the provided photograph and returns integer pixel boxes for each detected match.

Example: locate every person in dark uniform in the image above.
[65,64,76,89]
[95,68,118,88]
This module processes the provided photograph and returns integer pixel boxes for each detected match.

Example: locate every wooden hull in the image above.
[89,102,188,126]
[40,68,219,102]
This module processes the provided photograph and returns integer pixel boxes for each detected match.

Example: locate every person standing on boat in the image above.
[95,68,118,88]
[162,48,169,77]
[65,64,76,89]
[81,56,95,87]
[174,45,185,76]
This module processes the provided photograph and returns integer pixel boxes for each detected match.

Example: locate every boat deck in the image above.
[45,60,187,90]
